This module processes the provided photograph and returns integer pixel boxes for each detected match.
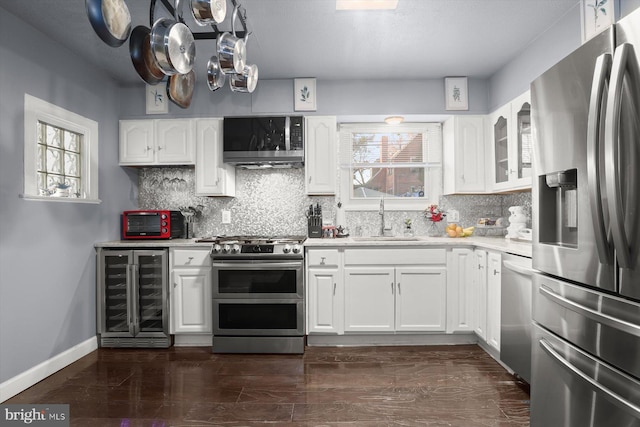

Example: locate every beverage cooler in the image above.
[96,248,171,348]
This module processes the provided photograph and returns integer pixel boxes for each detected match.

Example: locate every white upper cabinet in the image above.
[489,91,532,192]
[305,116,337,195]
[443,116,486,194]
[194,118,236,197]
[120,119,195,165]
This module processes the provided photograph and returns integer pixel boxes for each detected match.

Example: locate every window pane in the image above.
[352,133,423,164]
[64,152,79,177]
[45,124,62,148]
[352,167,425,198]
[37,144,46,172]
[64,131,80,152]
[37,122,44,145]
[37,172,47,194]
[46,147,62,174]
[66,177,80,195]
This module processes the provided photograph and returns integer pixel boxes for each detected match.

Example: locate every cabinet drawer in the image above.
[344,248,446,265]
[307,249,340,266]
[172,249,210,267]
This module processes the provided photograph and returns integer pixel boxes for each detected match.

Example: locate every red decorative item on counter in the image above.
[424,204,445,222]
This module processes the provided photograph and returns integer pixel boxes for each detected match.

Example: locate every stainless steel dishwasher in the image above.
[501,252,536,383]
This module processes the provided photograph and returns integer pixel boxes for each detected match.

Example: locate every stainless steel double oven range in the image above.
[197,235,306,354]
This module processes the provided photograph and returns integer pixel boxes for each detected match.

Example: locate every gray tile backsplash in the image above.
[137,167,531,238]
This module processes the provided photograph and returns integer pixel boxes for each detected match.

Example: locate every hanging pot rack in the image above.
[151,0,248,40]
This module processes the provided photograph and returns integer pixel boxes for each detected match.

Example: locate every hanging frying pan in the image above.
[191,0,227,26]
[167,70,196,108]
[129,26,164,84]
[150,0,196,75]
[207,56,226,91]
[86,0,131,47]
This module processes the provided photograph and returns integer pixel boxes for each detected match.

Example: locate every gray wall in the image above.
[0,8,137,384]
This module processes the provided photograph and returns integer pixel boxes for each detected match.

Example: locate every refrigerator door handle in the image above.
[587,53,613,264]
[605,43,639,269]
[539,338,640,419]
[127,264,134,334]
[540,285,640,337]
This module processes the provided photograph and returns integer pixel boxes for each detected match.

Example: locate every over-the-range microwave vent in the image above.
[223,116,304,168]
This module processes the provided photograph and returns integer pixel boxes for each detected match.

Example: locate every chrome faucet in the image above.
[379,197,385,236]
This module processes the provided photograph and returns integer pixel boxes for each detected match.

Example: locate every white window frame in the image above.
[339,122,442,211]
[22,94,100,204]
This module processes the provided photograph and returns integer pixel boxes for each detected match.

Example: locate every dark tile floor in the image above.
[6,344,530,426]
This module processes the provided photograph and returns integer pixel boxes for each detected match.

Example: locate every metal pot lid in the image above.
[86,0,131,47]
[232,38,247,74]
[207,56,226,91]
[210,0,227,24]
[245,63,258,93]
[167,23,196,74]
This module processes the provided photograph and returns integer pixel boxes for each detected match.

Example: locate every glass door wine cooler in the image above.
[96,248,170,347]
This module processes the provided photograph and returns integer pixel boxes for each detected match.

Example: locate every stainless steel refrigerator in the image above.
[531,7,640,426]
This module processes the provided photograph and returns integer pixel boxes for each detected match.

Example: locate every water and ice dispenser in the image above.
[538,169,578,247]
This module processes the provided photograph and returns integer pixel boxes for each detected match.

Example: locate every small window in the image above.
[23,94,100,203]
[339,123,442,210]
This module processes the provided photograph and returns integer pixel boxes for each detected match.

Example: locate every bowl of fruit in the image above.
[446,223,475,238]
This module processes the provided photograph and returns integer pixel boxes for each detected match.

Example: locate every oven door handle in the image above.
[212,261,302,269]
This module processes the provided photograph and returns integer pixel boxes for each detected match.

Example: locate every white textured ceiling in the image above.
[0,0,579,85]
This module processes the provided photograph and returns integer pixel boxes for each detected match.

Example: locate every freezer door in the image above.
[532,28,616,292]
[533,273,640,381]
[608,10,640,301]
[531,323,640,427]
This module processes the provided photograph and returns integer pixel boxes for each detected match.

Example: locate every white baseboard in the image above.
[307,333,478,347]
[0,336,98,403]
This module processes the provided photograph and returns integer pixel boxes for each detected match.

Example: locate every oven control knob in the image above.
[292,244,302,254]
[231,244,241,254]
[213,244,222,253]
[161,214,167,220]
[283,244,292,254]
[222,244,231,254]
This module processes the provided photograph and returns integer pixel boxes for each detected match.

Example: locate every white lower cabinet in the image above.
[170,248,212,334]
[473,250,488,340]
[486,251,502,351]
[446,248,475,333]
[308,268,342,334]
[473,249,501,352]
[344,267,396,332]
[342,248,447,333]
[307,249,342,334]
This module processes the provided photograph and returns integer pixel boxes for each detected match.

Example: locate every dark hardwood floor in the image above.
[6,344,530,426]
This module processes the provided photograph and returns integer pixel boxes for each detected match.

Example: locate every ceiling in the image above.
[0,0,579,86]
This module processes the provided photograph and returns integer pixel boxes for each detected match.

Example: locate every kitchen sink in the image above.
[351,236,422,241]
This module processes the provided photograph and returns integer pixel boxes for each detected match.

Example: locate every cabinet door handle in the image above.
[146,146,152,152]
[333,283,336,295]
[320,257,326,265]
[493,269,500,275]
[157,146,163,151]
[391,282,394,294]
[398,282,401,294]
[308,176,312,184]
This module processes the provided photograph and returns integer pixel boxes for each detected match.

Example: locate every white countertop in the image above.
[96,236,532,258]
[304,235,532,258]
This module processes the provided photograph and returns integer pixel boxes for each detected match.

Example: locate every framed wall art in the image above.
[146,82,168,114]
[581,0,615,43]
[444,77,468,111]
[294,78,317,111]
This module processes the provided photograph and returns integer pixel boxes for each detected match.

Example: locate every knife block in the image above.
[308,217,322,238]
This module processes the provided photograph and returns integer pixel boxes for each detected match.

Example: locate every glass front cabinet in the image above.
[96,248,171,348]
[490,91,532,192]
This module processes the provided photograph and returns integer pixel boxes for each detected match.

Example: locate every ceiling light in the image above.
[336,0,399,11]
[384,116,404,125]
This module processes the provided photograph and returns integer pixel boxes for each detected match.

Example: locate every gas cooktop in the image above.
[195,235,306,244]
[196,235,306,257]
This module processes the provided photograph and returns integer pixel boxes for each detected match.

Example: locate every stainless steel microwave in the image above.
[223,116,304,168]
